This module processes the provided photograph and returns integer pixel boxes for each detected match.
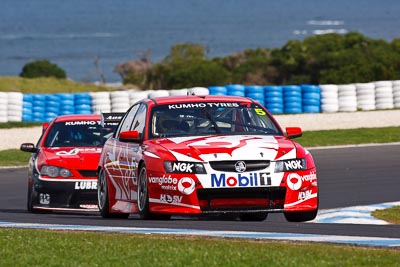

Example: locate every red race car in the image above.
[20,113,123,213]
[97,95,318,221]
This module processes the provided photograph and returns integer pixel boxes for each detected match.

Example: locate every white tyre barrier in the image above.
[374,80,392,87]
[356,83,375,111]
[110,91,130,113]
[7,92,23,121]
[169,89,188,96]
[338,84,357,112]
[321,103,339,113]
[148,90,170,98]
[375,85,393,110]
[129,91,148,104]
[188,87,210,96]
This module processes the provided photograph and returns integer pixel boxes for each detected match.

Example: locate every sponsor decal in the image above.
[74,181,97,190]
[55,148,101,156]
[149,175,178,191]
[298,190,313,201]
[284,160,304,170]
[39,193,50,204]
[172,162,195,173]
[286,171,317,191]
[160,194,183,203]
[168,102,239,109]
[178,177,196,195]
[275,158,306,172]
[65,121,99,126]
[234,161,246,173]
[211,172,271,187]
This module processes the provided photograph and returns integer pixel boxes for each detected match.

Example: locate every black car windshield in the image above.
[149,102,282,138]
[44,121,116,147]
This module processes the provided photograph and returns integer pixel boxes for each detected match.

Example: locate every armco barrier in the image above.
[1,81,399,122]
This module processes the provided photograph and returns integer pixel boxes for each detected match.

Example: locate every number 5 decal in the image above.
[255,108,266,116]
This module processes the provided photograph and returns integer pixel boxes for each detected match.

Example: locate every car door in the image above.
[102,104,140,200]
[105,103,147,202]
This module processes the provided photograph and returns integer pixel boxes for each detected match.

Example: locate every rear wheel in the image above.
[98,169,129,219]
[138,164,151,219]
[284,209,318,222]
[239,212,268,221]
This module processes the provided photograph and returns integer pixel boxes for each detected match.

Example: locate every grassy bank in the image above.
[0,76,116,94]
[0,229,398,267]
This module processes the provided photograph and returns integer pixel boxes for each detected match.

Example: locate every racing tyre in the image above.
[284,209,318,222]
[98,169,129,219]
[137,164,170,220]
[27,184,36,213]
[138,164,151,219]
[27,183,49,214]
[240,212,268,221]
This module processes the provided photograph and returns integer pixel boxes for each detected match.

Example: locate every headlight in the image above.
[41,165,72,178]
[274,158,307,173]
[164,161,206,174]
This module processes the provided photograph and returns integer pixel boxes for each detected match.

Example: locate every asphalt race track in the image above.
[1,144,400,246]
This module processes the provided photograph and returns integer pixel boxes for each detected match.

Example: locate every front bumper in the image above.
[32,178,98,211]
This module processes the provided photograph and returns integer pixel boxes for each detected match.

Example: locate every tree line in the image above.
[114,32,400,89]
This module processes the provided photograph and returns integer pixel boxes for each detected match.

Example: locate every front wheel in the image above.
[98,169,129,219]
[27,182,48,214]
[137,164,151,219]
[284,209,318,222]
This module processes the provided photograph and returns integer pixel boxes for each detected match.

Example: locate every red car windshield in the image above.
[44,121,116,147]
[149,102,282,138]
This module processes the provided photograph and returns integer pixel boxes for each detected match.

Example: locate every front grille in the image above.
[197,187,285,212]
[78,170,97,177]
[209,160,270,172]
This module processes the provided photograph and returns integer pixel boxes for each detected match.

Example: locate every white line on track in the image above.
[310,201,400,225]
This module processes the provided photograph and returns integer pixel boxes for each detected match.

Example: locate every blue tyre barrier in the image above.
[245,86,264,95]
[303,106,321,113]
[284,101,302,109]
[208,86,227,95]
[284,107,303,114]
[302,98,321,106]
[301,84,321,94]
[226,84,245,96]
[75,98,91,106]
[266,102,284,109]
[267,108,284,114]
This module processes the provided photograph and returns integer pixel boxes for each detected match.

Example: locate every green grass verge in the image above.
[0,76,116,93]
[0,229,399,267]
[372,206,400,224]
[296,127,400,147]
[0,149,31,166]
[0,121,42,129]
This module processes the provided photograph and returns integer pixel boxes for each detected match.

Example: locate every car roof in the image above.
[143,95,256,106]
[53,114,101,122]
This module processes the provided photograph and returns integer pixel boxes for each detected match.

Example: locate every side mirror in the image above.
[20,143,38,153]
[42,122,49,132]
[119,130,140,142]
[286,127,302,139]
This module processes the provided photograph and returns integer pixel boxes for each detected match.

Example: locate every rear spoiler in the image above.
[100,112,125,127]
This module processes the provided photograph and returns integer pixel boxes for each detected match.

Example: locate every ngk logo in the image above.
[284,160,303,170]
[172,162,194,173]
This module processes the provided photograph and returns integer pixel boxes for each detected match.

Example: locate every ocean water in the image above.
[1,0,400,83]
